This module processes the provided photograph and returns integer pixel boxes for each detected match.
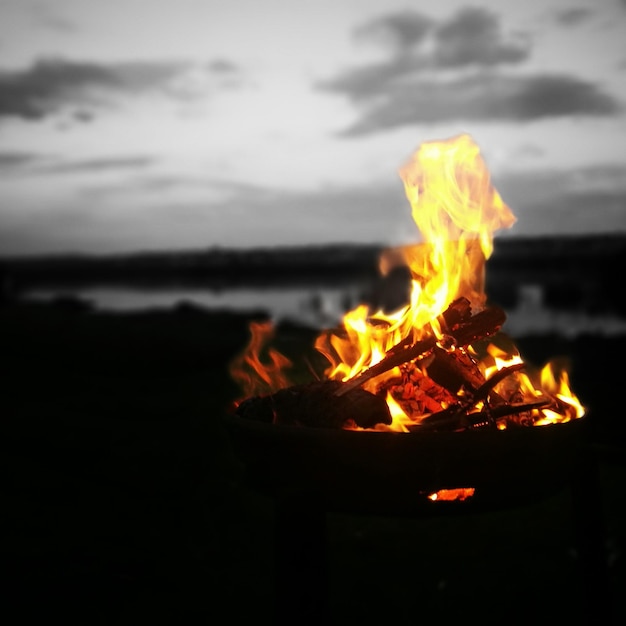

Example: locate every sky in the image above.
[1,0,625,257]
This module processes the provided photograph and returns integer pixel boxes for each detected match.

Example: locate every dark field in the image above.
[1,295,625,626]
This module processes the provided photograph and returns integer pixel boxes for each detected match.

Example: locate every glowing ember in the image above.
[427,488,475,502]
[230,134,585,431]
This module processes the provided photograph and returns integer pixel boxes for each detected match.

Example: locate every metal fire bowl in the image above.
[222,411,589,516]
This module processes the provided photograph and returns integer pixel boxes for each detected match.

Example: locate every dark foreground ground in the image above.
[1,299,625,625]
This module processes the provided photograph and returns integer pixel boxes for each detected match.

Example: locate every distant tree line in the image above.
[2,234,625,314]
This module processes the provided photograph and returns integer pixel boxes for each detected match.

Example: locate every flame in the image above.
[229,320,292,398]
[229,134,585,429]
[398,133,516,311]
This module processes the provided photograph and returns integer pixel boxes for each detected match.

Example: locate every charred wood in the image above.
[471,362,526,404]
[335,298,505,397]
[235,380,392,429]
[426,346,487,395]
[411,399,551,432]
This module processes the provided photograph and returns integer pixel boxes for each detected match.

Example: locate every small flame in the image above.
[229,134,585,428]
[229,320,292,399]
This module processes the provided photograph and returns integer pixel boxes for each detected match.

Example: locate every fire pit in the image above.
[222,134,605,624]
[224,410,587,516]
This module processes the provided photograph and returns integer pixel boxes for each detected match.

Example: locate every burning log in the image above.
[472,362,526,403]
[335,298,505,397]
[407,363,547,432]
[235,380,392,430]
[413,399,552,432]
[426,346,488,395]
[409,363,536,430]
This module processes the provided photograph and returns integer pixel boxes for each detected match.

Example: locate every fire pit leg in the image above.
[570,446,612,624]
[274,492,329,626]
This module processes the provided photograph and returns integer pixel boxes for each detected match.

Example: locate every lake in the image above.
[19,282,626,338]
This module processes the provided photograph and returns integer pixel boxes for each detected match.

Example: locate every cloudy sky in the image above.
[1,0,625,256]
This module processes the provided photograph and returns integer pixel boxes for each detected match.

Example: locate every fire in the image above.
[230,320,292,399]
[230,134,585,430]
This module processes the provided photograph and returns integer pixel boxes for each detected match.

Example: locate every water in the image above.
[22,284,367,329]
[21,283,626,337]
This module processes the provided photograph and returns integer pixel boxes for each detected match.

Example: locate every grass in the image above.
[1,299,624,625]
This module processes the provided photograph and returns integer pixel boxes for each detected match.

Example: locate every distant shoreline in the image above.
[2,234,625,300]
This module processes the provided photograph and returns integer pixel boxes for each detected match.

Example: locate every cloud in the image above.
[333,73,621,136]
[33,155,156,175]
[0,151,155,175]
[0,58,181,120]
[553,7,594,26]
[351,7,530,68]
[433,7,530,68]
[0,56,243,121]
[500,74,619,118]
[319,7,531,100]
[354,10,434,54]
[318,7,620,136]
[0,151,39,169]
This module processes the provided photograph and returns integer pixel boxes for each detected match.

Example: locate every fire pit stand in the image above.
[223,412,611,625]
